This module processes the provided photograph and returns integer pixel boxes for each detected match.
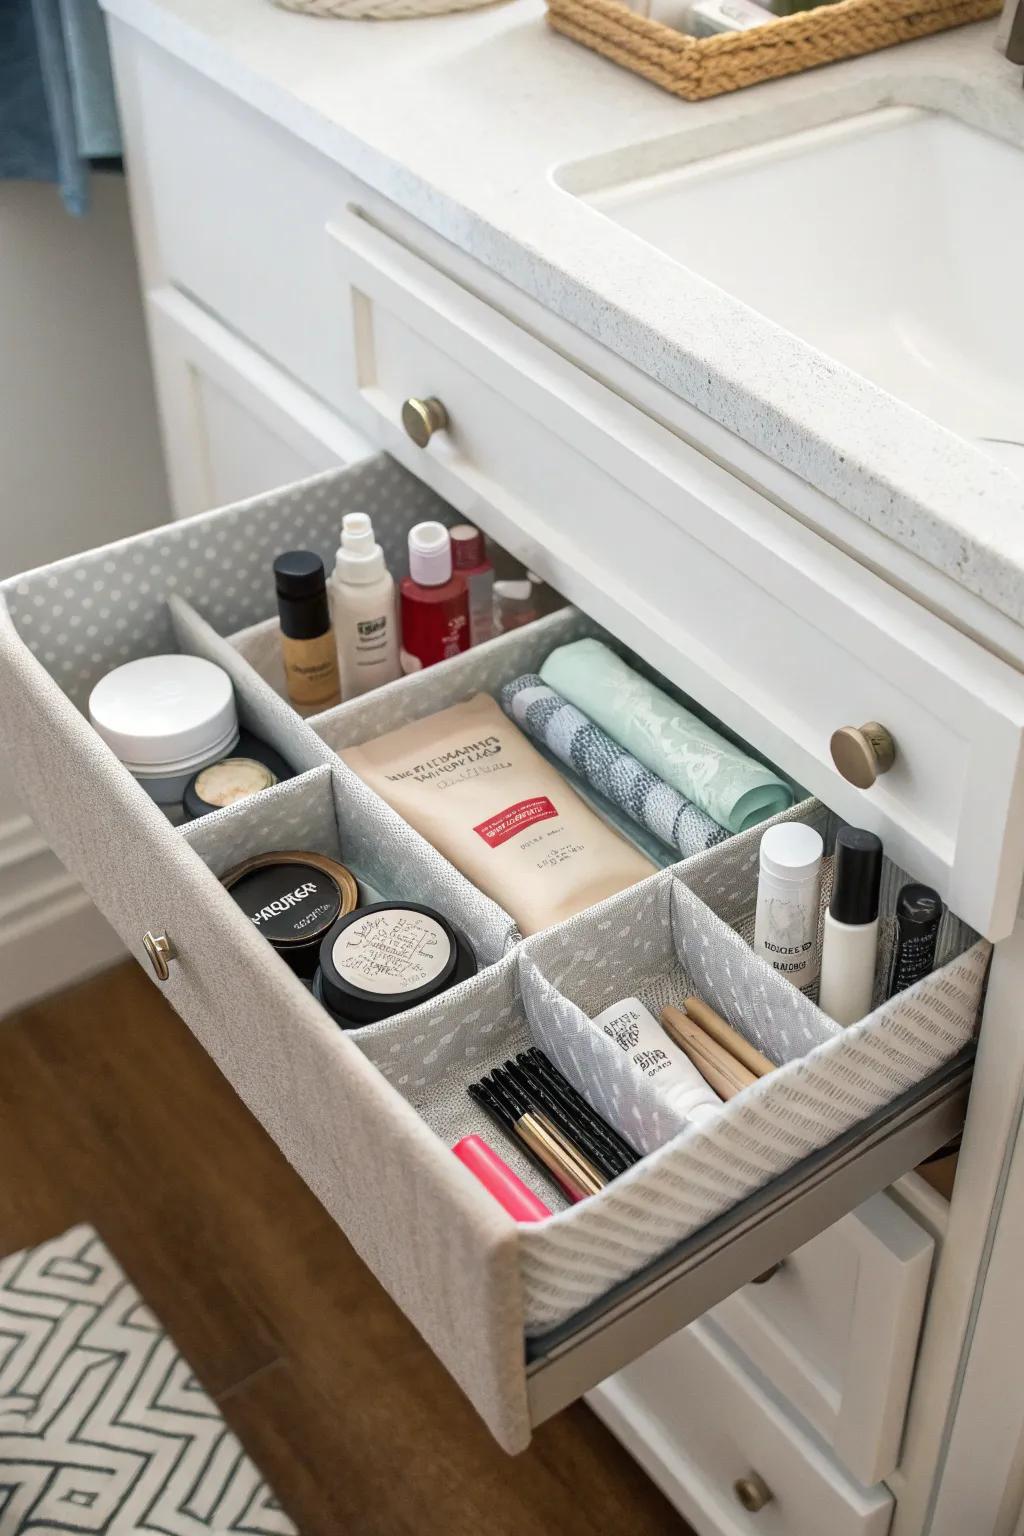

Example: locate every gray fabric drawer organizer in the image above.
[0,458,989,1456]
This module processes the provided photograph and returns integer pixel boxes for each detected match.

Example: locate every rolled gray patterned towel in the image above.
[500,674,730,861]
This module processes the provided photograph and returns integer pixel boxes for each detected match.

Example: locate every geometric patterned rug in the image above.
[0,1226,298,1534]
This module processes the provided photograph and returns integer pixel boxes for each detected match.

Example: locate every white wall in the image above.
[0,173,171,1016]
[0,174,169,576]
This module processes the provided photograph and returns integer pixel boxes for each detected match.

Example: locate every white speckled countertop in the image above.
[103,0,1024,624]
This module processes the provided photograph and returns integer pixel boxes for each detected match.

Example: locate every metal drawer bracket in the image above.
[525,1049,974,1424]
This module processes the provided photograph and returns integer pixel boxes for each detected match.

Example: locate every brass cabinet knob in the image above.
[142,930,178,983]
[830,721,896,789]
[734,1473,774,1513]
[401,396,448,448]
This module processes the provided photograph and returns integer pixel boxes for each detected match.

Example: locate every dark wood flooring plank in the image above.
[0,963,690,1536]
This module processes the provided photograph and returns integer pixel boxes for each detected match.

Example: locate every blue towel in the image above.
[0,0,121,216]
[502,674,731,862]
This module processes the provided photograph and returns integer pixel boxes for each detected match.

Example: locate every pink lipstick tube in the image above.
[453,1134,552,1222]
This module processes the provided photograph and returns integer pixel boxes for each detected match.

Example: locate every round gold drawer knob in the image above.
[143,930,178,983]
[830,721,896,789]
[734,1473,774,1513]
[401,395,448,448]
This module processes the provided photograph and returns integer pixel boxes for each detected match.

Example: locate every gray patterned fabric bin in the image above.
[0,457,989,1456]
[355,802,988,1333]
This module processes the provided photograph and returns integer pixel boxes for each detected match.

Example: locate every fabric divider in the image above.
[181,764,346,878]
[168,594,334,776]
[675,799,979,1009]
[309,607,596,752]
[347,795,989,1334]
[310,604,752,870]
[352,953,571,1215]
[179,753,519,968]
[227,615,290,705]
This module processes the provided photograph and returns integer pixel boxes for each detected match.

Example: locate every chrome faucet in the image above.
[1003,0,1024,65]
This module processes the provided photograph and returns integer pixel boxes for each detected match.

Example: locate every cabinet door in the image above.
[146,286,373,519]
[588,1320,893,1536]
[711,1193,933,1486]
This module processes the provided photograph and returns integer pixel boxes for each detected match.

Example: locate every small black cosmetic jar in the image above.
[222,851,359,979]
[313,901,478,1028]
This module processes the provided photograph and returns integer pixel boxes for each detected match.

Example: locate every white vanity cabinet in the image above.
[144,288,374,517]
[24,12,1024,1536]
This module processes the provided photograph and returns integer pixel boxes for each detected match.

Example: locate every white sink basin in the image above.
[562,107,1024,469]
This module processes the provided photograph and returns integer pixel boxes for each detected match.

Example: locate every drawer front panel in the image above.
[712,1193,933,1485]
[328,208,1024,942]
[589,1321,893,1536]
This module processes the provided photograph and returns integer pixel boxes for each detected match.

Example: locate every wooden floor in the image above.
[0,963,691,1536]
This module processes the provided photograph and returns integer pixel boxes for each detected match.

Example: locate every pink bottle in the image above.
[449,523,494,647]
[399,522,470,674]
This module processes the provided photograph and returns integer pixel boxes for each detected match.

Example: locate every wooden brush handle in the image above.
[660,1006,757,1099]
[681,996,776,1079]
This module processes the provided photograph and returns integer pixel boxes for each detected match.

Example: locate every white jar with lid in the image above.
[753,822,824,992]
[88,654,239,809]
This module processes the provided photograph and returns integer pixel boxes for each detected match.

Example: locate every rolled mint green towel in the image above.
[539,639,793,834]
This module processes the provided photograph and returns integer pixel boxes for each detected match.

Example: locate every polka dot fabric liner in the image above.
[2,459,455,713]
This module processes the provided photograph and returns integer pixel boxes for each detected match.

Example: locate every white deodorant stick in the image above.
[754,823,824,992]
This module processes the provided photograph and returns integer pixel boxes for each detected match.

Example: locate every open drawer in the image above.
[0,457,988,1454]
[327,205,1024,942]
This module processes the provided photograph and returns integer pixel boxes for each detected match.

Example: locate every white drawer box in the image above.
[327,207,1024,943]
[712,1192,933,1486]
[0,458,985,1457]
[589,1320,893,1536]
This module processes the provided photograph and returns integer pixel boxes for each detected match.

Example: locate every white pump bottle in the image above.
[327,513,400,699]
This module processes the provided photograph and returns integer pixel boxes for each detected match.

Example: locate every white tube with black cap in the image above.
[818,826,883,1027]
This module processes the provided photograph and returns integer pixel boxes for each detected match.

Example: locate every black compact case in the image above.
[222,851,359,978]
[313,902,477,1028]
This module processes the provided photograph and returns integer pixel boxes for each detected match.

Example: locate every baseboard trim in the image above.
[0,835,126,1017]
[0,811,47,875]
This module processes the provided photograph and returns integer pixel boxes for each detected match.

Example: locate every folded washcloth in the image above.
[501,674,730,861]
[539,639,794,835]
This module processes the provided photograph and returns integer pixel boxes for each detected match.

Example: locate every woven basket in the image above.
[545,0,999,99]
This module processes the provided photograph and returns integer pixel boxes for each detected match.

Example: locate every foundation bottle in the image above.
[274,550,342,713]
[328,512,400,698]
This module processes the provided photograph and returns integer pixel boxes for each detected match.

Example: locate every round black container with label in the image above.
[313,902,477,1028]
[222,851,358,978]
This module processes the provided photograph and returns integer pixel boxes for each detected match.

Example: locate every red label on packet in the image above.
[473,796,559,848]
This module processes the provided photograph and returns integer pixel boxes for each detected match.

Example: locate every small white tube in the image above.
[593,997,722,1122]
